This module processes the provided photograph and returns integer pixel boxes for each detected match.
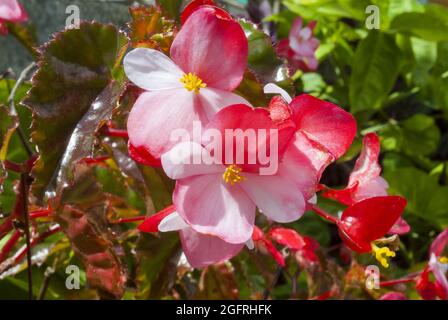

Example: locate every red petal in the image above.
[128,141,162,167]
[416,267,438,300]
[267,227,306,250]
[290,94,356,159]
[204,104,295,173]
[252,226,264,241]
[180,0,229,24]
[337,196,407,253]
[379,292,407,300]
[138,205,176,232]
[430,228,448,257]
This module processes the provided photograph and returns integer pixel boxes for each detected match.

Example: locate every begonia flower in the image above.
[379,292,407,300]
[124,5,249,163]
[252,226,285,267]
[337,196,407,267]
[265,84,357,200]
[161,104,304,244]
[322,133,410,235]
[416,229,448,300]
[0,0,28,35]
[138,205,244,268]
[276,17,319,73]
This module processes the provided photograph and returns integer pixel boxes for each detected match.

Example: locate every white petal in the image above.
[124,48,184,91]
[263,83,292,103]
[158,212,189,232]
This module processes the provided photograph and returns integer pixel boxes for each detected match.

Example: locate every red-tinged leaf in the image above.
[267,227,306,251]
[6,21,38,56]
[56,164,127,299]
[0,105,18,191]
[337,196,407,253]
[23,22,127,203]
[128,6,177,53]
[234,69,269,108]
[138,205,176,233]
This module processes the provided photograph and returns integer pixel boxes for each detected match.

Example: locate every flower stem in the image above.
[0,230,22,263]
[101,127,129,138]
[380,277,416,287]
[109,216,146,224]
[310,205,338,224]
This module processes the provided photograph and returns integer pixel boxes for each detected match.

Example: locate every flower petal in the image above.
[138,205,176,233]
[127,89,198,159]
[180,227,243,268]
[170,6,247,91]
[430,229,448,257]
[0,0,27,22]
[267,227,306,250]
[158,211,189,232]
[338,196,407,253]
[388,217,411,235]
[291,94,356,159]
[161,141,224,180]
[174,174,255,244]
[124,48,184,91]
[198,87,251,120]
[240,174,306,223]
[348,133,382,187]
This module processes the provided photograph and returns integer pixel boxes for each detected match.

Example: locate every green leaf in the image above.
[23,22,127,202]
[384,167,448,228]
[390,4,448,42]
[380,114,441,157]
[349,31,402,113]
[156,0,183,21]
[410,37,438,86]
[238,19,289,84]
[0,105,18,194]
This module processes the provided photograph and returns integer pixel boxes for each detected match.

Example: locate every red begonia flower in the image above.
[0,0,28,35]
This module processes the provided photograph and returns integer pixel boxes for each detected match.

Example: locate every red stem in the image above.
[109,216,146,224]
[0,230,22,263]
[29,209,52,219]
[101,127,129,138]
[13,225,62,264]
[380,277,416,287]
[310,205,338,224]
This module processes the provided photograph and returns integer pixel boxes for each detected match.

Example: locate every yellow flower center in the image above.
[439,256,448,264]
[371,243,396,268]
[180,73,206,93]
[223,165,245,186]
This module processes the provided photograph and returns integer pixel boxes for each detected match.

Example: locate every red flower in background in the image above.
[323,133,410,235]
[0,0,28,35]
[336,196,407,267]
[277,17,320,73]
[416,229,448,300]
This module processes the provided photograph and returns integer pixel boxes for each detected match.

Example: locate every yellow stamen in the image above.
[371,243,396,268]
[223,165,245,186]
[180,73,206,93]
[439,256,448,264]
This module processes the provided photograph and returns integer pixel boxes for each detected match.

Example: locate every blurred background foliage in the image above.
[0,0,447,299]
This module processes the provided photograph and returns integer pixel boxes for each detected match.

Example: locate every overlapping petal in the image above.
[170,7,248,91]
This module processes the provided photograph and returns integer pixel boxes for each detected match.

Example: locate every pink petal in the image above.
[289,17,303,44]
[0,0,27,22]
[430,229,448,257]
[291,94,357,159]
[161,141,224,179]
[127,89,198,160]
[240,174,306,223]
[158,212,189,232]
[180,0,228,25]
[348,133,382,187]
[174,174,256,244]
[124,48,184,91]
[379,292,407,300]
[429,254,448,299]
[198,87,251,120]
[351,176,389,202]
[388,217,411,235]
[277,132,322,200]
[204,104,295,173]
[180,227,243,268]
[170,6,247,91]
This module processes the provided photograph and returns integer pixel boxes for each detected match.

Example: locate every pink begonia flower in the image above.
[0,0,28,35]
[138,205,244,268]
[265,84,357,201]
[322,133,410,235]
[161,104,305,244]
[124,6,249,163]
[379,292,407,300]
[428,229,448,299]
[276,17,319,73]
